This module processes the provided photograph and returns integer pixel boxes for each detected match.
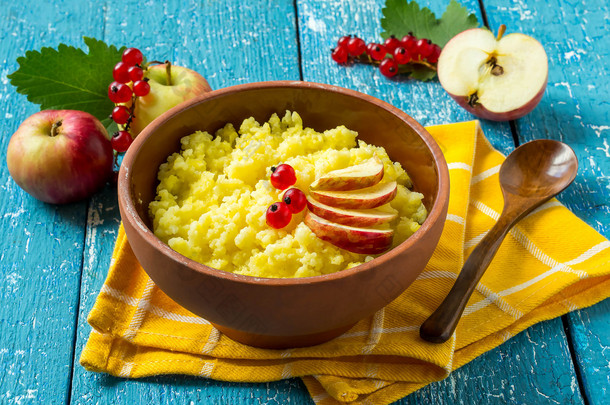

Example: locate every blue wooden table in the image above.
[1,0,608,404]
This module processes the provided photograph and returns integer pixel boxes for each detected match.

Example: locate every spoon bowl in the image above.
[420,139,578,343]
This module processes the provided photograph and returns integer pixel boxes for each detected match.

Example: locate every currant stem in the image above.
[355,54,437,71]
[50,120,62,137]
[165,60,172,86]
[496,24,507,40]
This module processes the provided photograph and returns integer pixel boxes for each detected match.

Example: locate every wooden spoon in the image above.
[420,139,578,343]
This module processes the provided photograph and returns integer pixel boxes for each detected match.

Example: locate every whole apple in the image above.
[7,110,113,204]
[128,63,212,136]
[437,25,548,121]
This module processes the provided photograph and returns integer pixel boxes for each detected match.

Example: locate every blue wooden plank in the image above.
[481,0,610,403]
[69,0,310,404]
[296,0,586,404]
[0,2,105,404]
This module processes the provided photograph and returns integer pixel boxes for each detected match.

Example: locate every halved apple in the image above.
[437,25,548,121]
[309,181,397,209]
[310,157,384,191]
[307,195,397,227]
[304,212,394,255]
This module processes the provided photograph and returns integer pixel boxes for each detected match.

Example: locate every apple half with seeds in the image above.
[310,157,384,191]
[437,25,548,121]
[309,181,397,210]
[304,212,394,255]
[306,196,397,227]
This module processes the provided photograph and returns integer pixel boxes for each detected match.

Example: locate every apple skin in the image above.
[306,196,397,227]
[304,212,393,255]
[309,181,397,209]
[310,157,384,191]
[7,110,113,204]
[129,64,212,136]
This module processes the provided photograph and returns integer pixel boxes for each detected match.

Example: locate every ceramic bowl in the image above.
[118,81,449,349]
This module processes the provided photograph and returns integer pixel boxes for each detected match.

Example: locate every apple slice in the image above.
[309,181,397,209]
[304,212,393,255]
[437,25,548,121]
[310,157,384,191]
[307,196,397,227]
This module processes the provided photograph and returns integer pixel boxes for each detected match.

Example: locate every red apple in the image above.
[437,25,548,121]
[310,157,384,191]
[306,195,397,227]
[6,110,113,204]
[304,212,394,255]
[128,63,212,136]
[309,181,397,209]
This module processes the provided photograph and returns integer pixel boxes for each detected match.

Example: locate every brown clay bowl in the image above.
[118,81,450,349]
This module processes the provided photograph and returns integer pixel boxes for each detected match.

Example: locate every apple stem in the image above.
[496,24,507,40]
[50,120,62,137]
[165,60,172,86]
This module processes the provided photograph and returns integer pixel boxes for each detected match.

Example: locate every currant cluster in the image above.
[266,164,307,229]
[107,47,151,153]
[331,33,441,78]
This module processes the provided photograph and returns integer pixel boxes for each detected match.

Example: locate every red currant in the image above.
[111,130,133,153]
[415,39,434,59]
[379,57,398,78]
[122,48,143,66]
[113,62,131,83]
[111,105,131,125]
[346,37,366,56]
[127,66,144,82]
[337,35,352,48]
[266,202,292,229]
[108,81,133,103]
[270,164,297,190]
[366,43,387,61]
[393,47,411,65]
[427,44,442,63]
[383,35,401,54]
[133,80,150,97]
[400,33,417,51]
[283,188,307,213]
[331,46,348,64]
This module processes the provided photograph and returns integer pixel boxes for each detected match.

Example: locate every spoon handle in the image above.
[420,209,520,343]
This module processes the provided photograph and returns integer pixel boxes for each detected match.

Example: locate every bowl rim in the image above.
[118,80,449,286]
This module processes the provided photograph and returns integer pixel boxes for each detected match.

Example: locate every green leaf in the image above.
[397,63,438,82]
[8,37,125,134]
[434,0,480,47]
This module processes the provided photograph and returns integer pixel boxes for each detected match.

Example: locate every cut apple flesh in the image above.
[309,181,397,209]
[307,196,397,227]
[310,157,384,191]
[304,212,393,255]
[438,28,548,115]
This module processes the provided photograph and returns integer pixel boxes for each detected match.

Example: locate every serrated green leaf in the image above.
[8,37,125,134]
[433,0,479,47]
[381,0,437,41]
[408,68,438,81]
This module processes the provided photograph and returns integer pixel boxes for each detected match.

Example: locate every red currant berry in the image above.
[108,81,133,103]
[346,37,366,56]
[337,35,352,48]
[283,188,307,213]
[111,105,131,125]
[266,202,292,229]
[393,47,411,65]
[415,39,434,59]
[111,130,133,153]
[331,46,349,64]
[113,62,131,83]
[366,43,387,61]
[127,66,144,82]
[400,33,417,51]
[122,48,143,66]
[270,164,297,190]
[379,57,398,78]
[133,80,150,97]
[383,35,401,54]
[427,44,442,63]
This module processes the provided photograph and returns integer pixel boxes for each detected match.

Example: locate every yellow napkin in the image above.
[80,121,610,404]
